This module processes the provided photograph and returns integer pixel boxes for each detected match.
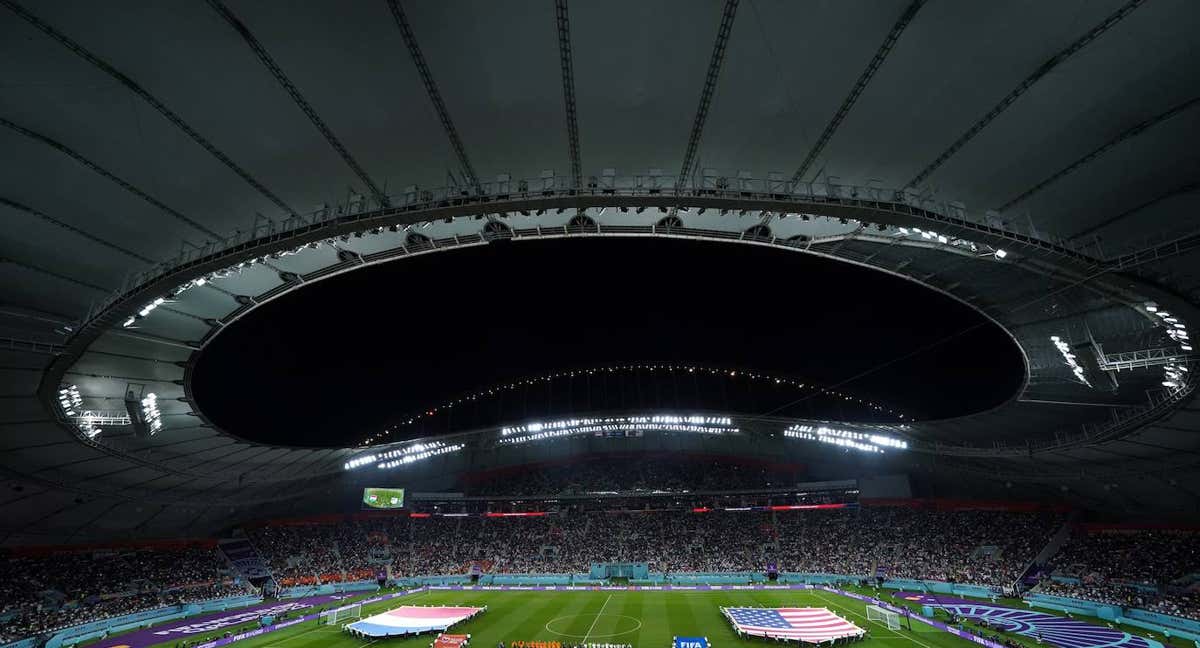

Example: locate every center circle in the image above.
[544,613,643,639]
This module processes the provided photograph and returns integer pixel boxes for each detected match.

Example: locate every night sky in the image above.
[192,238,1023,446]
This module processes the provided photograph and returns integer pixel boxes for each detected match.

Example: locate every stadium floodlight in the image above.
[125,384,162,438]
[1161,360,1191,393]
[58,384,83,417]
[995,249,1008,259]
[345,441,465,471]
[497,414,738,445]
[141,393,162,434]
[59,385,130,438]
[783,423,907,453]
[78,419,102,439]
[1050,335,1092,387]
[344,454,378,470]
[376,442,463,469]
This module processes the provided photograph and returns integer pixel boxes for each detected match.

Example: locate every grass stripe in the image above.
[581,594,613,644]
[216,589,1004,648]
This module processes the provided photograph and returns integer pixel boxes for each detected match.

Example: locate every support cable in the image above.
[998,96,1200,212]
[0,117,219,239]
[906,0,1147,188]
[1070,181,1200,241]
[386,0,480,192]
[555,0,582,189]
[790,0,925,185]
[0,196,154,263]
[1,0,297,219]
[675,0,740,189]
[0,256,110,293]
[206,0,391,207]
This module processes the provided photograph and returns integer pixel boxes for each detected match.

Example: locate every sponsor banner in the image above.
[193,615,315,648]
[434,634,470,648]
[153,602,311,636]
[821,588,1004,648]
[675,637,709,648]
[415,583,811,595]
[186,589,426,648]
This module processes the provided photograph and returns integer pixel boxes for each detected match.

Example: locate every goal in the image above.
[319,603,363,626]
[866,605,902,631]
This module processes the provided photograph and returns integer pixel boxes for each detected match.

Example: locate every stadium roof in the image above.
[1,0,1198,544]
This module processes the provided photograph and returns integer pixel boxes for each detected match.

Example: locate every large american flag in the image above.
[724,607,864,643]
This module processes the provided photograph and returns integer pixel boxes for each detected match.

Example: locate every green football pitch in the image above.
[192,589,980,648]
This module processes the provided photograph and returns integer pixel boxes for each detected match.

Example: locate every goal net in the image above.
[866,605,901,631]
[319,603,363,626]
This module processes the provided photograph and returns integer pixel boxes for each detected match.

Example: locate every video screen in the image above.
[362,487,405,509]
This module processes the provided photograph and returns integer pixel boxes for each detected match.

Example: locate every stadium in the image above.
[0,3,1198,648]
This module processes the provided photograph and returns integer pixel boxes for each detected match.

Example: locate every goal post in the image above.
[319,603,363,626]
[866,605,902,631]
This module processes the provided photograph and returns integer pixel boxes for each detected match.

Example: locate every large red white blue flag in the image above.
[348,606,484,638]
[723,607,864,643]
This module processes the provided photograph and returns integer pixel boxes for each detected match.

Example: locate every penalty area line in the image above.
[264,623,336,646]
[810,591,935,648]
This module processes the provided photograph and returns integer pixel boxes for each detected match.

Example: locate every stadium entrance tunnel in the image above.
[190,236,1024,448]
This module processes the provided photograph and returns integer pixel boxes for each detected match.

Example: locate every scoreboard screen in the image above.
[362,487,405,509]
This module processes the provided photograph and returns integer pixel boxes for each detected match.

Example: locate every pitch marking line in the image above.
[545,614,642,639]
[581,594,613,644]
[810,591,936,648]
[267,625,335,645]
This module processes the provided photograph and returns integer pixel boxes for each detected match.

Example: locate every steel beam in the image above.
[555,0,582,189]
[0,197,154,263]
[0,256,109,293]
[907,0,1147,188]
[206,0,390,207]
[386,0,480,192]
[0,0,292,222]
[676,0,740,189]
[791,0,925,184]
[999,97,1200,212]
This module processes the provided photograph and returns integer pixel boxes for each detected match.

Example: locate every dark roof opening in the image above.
[192,237,1023,447]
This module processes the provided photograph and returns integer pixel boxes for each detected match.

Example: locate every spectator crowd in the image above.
[0,544,249,643]
[462,456,802,496]
[247,507,1060,587]
[5,506,1198,643]
[1034,529,1200,621]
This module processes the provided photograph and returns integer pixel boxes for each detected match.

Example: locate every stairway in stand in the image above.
[219,532,275,589]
